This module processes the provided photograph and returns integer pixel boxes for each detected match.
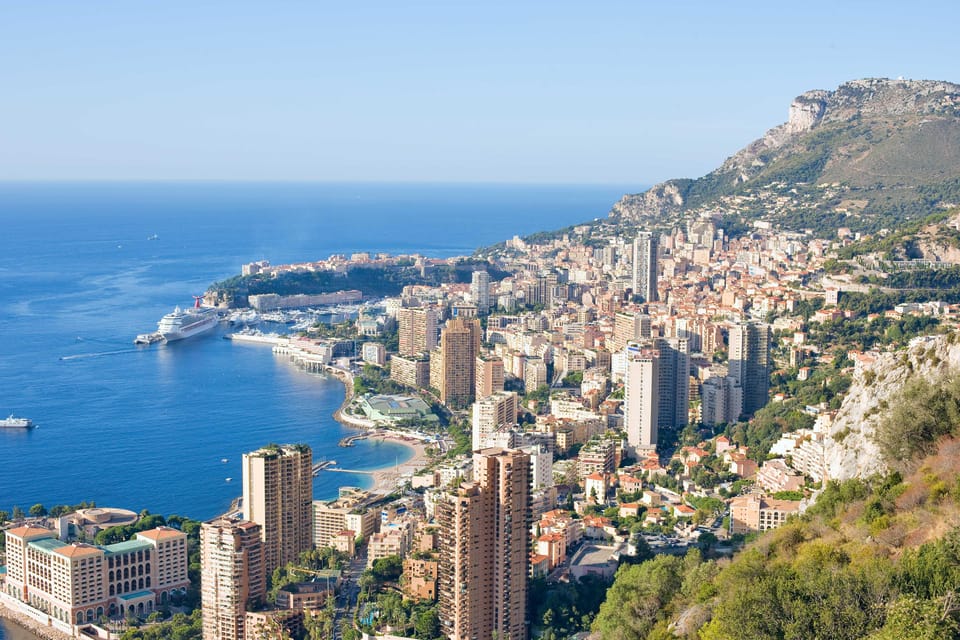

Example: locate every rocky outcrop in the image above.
[823,331,960,481]
[612,77,960,224]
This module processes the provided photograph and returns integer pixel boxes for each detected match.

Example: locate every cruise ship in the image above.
[157,298,218,342]
[1,415,34,429]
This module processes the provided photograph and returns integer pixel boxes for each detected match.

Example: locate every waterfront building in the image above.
[475,354,505,399]
[437,448,530,640]
[471,390,519,450]
[398,307,438,356]
[390,353,431,389]
[470,270,491,314]
[433,317,482,409]
[632,231,658,303]
[200,519,265,640]
[728,322,773,416]
[241,444,313,577]
[623,343,659,454]
[2,525,188,629]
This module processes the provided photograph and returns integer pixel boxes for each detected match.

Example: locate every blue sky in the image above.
[1,1,958,183]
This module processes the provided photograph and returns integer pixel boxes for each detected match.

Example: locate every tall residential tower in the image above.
[632,231,658,303]
[241,444,313,577]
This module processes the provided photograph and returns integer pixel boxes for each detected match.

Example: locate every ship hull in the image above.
[159,315,217,342]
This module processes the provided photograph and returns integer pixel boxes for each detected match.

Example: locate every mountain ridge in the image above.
[611,77,960,235]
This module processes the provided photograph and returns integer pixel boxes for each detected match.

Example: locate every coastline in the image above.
[0,602,67,640]
[233,332,431,494]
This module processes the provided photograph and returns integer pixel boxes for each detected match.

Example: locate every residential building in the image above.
[728,322,773,416]
[241,444,313,577]
[398,307,438,356]
[654,337,689,429]
[756,459,805,493]
[632,231,658,303]
[475,355,505,399]
[729,494,802,535]
[701,376,743,425]
[200,519,265,640]
[472,391,518,450]
[471,270,491,314]
[390,353,431,389]
[433,317,482,409]
[623,343,659,454]
[437,448,530,640]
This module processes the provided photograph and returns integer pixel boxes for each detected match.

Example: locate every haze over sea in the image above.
[0,182,635,523]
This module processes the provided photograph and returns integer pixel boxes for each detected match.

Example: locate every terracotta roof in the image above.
[137,527,186,541]
[5,526,53,539]
[53,544,102,559]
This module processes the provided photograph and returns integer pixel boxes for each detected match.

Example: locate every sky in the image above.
[1,1,958,184]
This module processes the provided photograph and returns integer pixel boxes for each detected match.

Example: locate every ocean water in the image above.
[0,181,636,639]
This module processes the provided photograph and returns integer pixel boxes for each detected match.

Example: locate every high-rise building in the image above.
[632,232,658,303]
[241,444,313,577]
[654,337,689,430]
[398,307,438,356]
[475,354,505,399]
[701,376,743,425]
[470,270,491,314]
[623,343,659,454]
[432,317,481,409]
[728,322,772,416]
[201,519,265,640]
[472,390,518,450]
[437,448,530,640]
[613,312,652,351]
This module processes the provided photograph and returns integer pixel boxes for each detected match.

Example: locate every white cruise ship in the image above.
[157,300,218,342]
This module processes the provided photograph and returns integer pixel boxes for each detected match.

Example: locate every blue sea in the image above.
[0,181,635,638]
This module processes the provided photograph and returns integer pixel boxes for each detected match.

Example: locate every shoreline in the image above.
[0,602,68,640]
[234,333,431,495]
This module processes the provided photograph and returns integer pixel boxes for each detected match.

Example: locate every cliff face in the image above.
[823,331,960,481]
[612,77,960,227]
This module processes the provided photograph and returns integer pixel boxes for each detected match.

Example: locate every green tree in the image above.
[29,503,48,518]
[11,505,24,521]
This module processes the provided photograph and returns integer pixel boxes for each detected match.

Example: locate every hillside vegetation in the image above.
[611,78,960,237]
[593,436,960,639]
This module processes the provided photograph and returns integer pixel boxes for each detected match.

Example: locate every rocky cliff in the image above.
[823,331,960,481]
[612,77,960,229]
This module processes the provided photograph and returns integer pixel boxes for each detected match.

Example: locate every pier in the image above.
[311,460,337,476]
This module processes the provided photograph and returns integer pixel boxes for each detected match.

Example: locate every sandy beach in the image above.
[364,433,431,493]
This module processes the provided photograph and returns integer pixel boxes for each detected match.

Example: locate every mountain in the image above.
[612,78,960,236]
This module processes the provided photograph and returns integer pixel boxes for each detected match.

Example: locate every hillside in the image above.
[593,441,960,639]
[611,78,960,237]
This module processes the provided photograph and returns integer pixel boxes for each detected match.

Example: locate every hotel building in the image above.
[2,525,188,628]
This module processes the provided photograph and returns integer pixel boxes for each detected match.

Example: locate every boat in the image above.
[157,296,218,342]
[134,332,163,345]
[1,415,35,429]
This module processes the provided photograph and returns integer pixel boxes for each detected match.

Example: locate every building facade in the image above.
[623,343,659,454]
[632,232,658,303]
[241,444,313,577]
[728,322,773,416]
[437,448,530,640]
[432,317,482,409]
[201,519,265,640]
[398,307,438,356]
[3,525,188,628]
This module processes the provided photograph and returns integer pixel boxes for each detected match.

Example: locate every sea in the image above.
[0,181,636,638]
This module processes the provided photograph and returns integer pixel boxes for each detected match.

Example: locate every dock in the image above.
[311,460,337,476]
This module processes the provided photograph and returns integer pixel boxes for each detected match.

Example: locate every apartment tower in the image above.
[437,448,530,640]
[241,444,313,577]
[654,337,690,430]
[623,342,659,454]
[632,231,658,303]
[200,519,265,640]
[433,317,482,409]
[728,322,773,417]
[470,270,491,314]
[398,307,438,356]
[475,354,505,399]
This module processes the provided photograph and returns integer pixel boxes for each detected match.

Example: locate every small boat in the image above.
[221,458,228,463]
[1,415,35,429]
[225,477,233,482]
